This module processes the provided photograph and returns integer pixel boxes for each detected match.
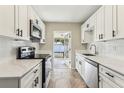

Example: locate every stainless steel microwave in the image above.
[30,19,42,42]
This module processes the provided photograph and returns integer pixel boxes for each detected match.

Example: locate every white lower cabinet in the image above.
[81,60,85,80]
[75,54,85,80]
[0,63,42,88]
[99,65,124,88]
[99,73,120,88]
[78,60,82,75]
[75,56,79,71]
[20,63,42,88]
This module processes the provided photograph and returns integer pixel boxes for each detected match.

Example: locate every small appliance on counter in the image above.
[17,46,35,59]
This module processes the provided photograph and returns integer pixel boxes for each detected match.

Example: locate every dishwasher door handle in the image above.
[84,59,98,67]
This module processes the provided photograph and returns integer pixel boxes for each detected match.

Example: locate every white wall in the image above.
[0,37,39,64]
[39,22,86,68]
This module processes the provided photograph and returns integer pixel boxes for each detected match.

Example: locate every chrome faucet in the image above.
[90,44,97,54]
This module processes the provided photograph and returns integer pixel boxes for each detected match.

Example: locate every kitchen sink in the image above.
[82,53,96,56]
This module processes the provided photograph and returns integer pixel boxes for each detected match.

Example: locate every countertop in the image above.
[76,50,124,76]
[0,59,42,79]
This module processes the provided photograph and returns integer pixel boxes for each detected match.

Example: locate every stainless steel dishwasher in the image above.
[85,58,98,88]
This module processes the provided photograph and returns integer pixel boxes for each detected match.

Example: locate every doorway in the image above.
[53,31,72,69]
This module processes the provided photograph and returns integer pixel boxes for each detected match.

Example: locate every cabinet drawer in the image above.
[33,63,41,78]
[20,63,41,88]
[99,65,124,87]
[99,73,120,88]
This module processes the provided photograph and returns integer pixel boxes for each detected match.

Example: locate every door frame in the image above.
[52,31,72,68]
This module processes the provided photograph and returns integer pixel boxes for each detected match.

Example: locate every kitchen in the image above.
[1,3,124,89]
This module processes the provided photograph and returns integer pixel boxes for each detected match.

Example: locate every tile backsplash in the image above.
[88,39,124,60]
[0,37,39,64]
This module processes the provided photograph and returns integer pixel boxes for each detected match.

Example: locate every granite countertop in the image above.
[76,50,124,76]
[0,59,42,79]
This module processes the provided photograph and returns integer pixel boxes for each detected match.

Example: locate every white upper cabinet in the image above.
[0,5,46,42]
[40,21,46,43]
[81,13,95,43]
[15,5,29,40]
[90,13,97,41]
[28,6,46,43]
[80,5,124,43]
[28,6,38,22]
[81,23,93,43]
[116,5,124,38]
[0,6,15,38]
[81,23,86,43]
[96,6,105,41]
[112,6,117,38]
[104,5,113,40]
[85,19,90,32]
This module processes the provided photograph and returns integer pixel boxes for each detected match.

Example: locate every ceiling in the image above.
[32,5,101,23]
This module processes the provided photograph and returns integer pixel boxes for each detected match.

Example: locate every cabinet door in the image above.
[81,24,85,43]
[76,56,81,74]
[96,7,101,41]
[28,6,35,21]
[99,74,120,88]
[85,19,90,31]
[18,5,29,40]
[101,6,105,39]
[75,56,79,70]
[81,60,85,80]
[90,13,97,42]
[96,6,105,41]
[117,5,124,38]
[104,5,113,40]
[99,79,113,88]
[40,21,46,43]
[78,61,82,75]
[113,5,117,38]
[0,5,15,38]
